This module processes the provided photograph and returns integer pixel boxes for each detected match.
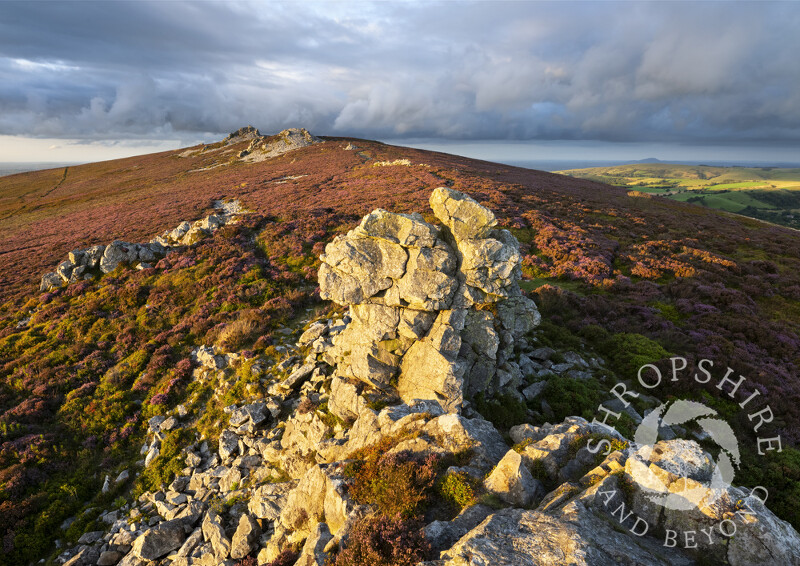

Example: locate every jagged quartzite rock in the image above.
[328,376,369,422]
[224,125,261,144]
[97,550,123,565]
[279,464,357,537]
[441,506,693,566]
[40,271,63,292]
[318,188,540,411]
[230,513,261,559]
[294,522,333,566]
[202,511,231,559]
[249,481,295,520]
[176,527,203,558]
[425,504,494,554]
[194,345,226,370]
[116,552,147,566]
[422,413,508,472]
[219,429,239,460]
[241,128,320,162]
[63,547,100,566]
[615,438,800,564]
[484,449,542,507]
[131,519,187,560]
[299,322,328,346]
[38,202,242,292]
[100,241,139,273]
[429,186,496,240]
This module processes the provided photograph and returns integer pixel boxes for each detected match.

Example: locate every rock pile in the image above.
[319,187,540,412]
[240,128,320,162]
[40,201,244,292]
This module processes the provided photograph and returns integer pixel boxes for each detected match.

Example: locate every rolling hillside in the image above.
[557,162,800,229]
[1,133,800,564]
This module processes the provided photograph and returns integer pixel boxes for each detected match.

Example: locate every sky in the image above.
[1,1,799,165]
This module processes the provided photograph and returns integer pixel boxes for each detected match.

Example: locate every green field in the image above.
[557,163,800,229]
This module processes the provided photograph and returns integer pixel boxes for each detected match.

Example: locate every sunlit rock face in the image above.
[318,187,541,411]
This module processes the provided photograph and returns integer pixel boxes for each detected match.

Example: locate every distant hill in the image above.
[556,162,800,229]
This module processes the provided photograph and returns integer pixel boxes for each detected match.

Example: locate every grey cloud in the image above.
[0,0,798,146]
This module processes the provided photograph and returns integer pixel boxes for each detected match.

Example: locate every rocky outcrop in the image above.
[39,200,244,292]
[319,187,540,411]
[223,125,262,145]
[240,128,320,162]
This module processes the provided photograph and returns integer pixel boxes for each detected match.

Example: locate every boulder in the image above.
[97,550,123,565]
[279,464,356,537]
[441,506,693,566]
[249,481,295,520]
[219,430,239,460]
[230,513,261,560]
[176,527,203,558]
[299,322,328,346]
[483,449,543,507]
[356,209,439,247]
[40,271,63,292]
[423,414,508,472]
[425,504,494,554]
[620,438,800,564]
[294,522,333,566]
[131,519,187,560]
[202,511,231,559]
[100,241,138,273]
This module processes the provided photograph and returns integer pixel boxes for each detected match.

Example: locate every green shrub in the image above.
[598,332,671,379]
[651,301,683,323]
[527,458,549,482]
[736,446,800,529]
[134,429,193,496]
[539,375,602,422]
[436,471,477,510]
[472,392,528,431]
[531,319,583,350]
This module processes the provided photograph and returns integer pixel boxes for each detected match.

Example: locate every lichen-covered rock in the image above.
[440,506,693,566]
[230,513,261,559]
[294,522,333,566]
[218,430,239,460]
[317,189,540,411]
[131,519,187,561]
[484,449,543,507]
[429,186,497,240]
[100,241,139,273]
[249,481,295,521]
[618,438,800,564]
[279,464,357,538]
[40,271,63,291]
[202,511,231,559]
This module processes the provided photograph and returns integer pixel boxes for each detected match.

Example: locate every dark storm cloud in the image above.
[1,0,798,145]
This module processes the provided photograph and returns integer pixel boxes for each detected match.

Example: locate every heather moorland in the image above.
[0,134,799,564]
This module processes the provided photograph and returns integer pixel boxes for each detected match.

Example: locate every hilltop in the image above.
[1,130,800,565]
[557,162,800,229]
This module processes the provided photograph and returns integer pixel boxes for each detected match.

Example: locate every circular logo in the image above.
[630,399,741,511]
